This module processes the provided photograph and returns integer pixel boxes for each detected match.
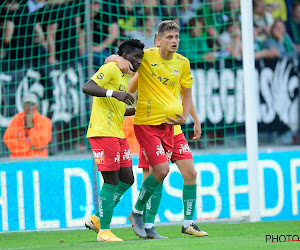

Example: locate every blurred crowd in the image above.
[1,0,300,158]
[1,0,300,69]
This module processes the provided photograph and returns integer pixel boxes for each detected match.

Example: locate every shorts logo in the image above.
[123,149,132,160]
[179,143,191,154]
[166,150,173,162]
[93,149,104,164]
[114,152,120,163]
[142,148,149,162]
[156,144,165,156]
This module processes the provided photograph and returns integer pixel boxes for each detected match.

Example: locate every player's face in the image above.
[125,48,144,72]
[159,30,179,53]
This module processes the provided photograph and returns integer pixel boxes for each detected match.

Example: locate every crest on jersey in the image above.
[171,69,179,75]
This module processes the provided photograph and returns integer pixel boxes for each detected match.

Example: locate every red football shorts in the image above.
[89,137,132,171]
[134,124,174,167]
[138,132,193,169]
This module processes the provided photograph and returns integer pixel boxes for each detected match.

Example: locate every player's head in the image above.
[117,39,145,72]
[157,20,180,53]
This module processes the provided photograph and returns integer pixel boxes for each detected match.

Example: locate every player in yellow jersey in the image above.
[106,20,194,238]
[82,39,144,242]
[126,34,207,238]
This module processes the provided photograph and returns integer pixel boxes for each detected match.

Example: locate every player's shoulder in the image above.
[174,52,190,64]
[100,62,118,71]
[143,47,159,55]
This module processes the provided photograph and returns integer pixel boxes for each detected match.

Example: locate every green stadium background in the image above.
[0,0,245,158]
[2,0,300,233]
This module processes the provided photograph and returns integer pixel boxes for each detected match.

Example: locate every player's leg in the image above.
[113,138,134,206]
[86,137,123,242]
[172,133,207,237]
[140,152,167,239]
[129,125,172,238]
[86,139,134,235]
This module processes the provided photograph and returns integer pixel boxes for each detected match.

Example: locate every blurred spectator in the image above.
[129,16,158,49]
[90,1,119,67]
[264,20,298,60]
[3,93,52,158]
[161,0,180,22]
[137,0,162,18]
[224,0,241,21]
[218,19,242,60]
[265,0,287,21]
[1,0,48,69]
[286,1,300,54]
[179,17,215,63]
[178,0,197,28]
[118,0,138,38]
[197,0,227,50]
[45,1,80,65]
[253,0,274,43]
[253,24,279,59]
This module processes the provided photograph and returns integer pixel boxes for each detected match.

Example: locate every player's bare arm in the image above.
[105,55,133,74]
[82,79,135,105]
[124,107,136,116]
[128,73,139,94]
[190,101,202,140]
[178,91,202,140]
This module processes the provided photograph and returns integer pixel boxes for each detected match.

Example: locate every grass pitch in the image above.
[0,220,299,249]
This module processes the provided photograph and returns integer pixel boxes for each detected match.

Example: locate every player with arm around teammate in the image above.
[106,20,195,239]
[82,39,144,242]
[129,70,207,238]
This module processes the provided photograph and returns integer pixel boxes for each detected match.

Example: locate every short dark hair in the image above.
[117,39,145,56]
[157,20,180,37]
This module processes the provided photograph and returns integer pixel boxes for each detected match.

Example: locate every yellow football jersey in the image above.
[86,62,128,139]
[134,47,193,125]
[174,125,183,136]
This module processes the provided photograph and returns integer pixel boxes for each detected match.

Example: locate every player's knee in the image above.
[123,175,134,186]
[159,165,169,179]
[190,169,197,180]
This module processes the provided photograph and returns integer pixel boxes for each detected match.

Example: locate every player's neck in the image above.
[159,48,174,60]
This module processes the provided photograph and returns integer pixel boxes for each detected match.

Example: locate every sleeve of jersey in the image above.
[90,64,112,88]
[180,60,193,88]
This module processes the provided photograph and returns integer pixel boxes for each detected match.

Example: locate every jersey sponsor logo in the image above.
[156,144,165,156]
[119,84,126,91]
[93,149,104,164]
[147,100,151,117]
[123,148,132,160]
[108,109,113,128]
[171,69,179,75]
[179,143,191,154]
[151,63,158,67]
[96,72,104,79]
[166,150,173,162]
[114,152,120,163]
[176,55,187,61]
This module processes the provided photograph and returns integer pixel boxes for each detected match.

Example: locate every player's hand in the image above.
[116,57,134,74]
[112,91,135,105]
[164,113,186,125]
[192,121,202,140]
